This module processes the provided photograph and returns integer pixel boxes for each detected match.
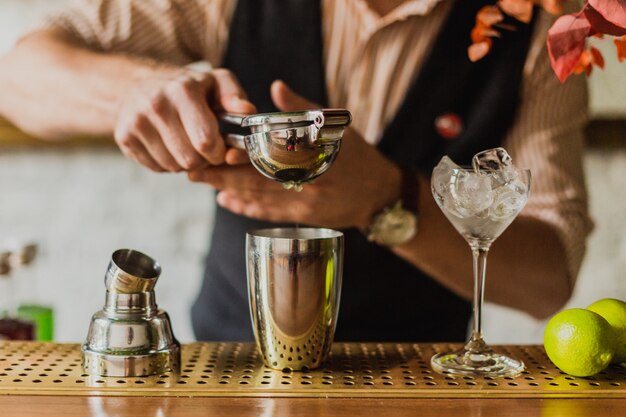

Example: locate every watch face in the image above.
[369,203,418,246]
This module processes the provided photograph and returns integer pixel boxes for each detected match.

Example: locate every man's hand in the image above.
[114,68,256,172]
[188,80,403,230]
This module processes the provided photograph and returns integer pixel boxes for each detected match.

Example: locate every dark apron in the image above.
[192,0,536,342]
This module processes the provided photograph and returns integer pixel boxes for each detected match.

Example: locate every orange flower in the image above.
[616,35,626,62]
[572,50,592,76]
[571,47,605,76]
[535,0,564,15]
[590,46,605,68]
[469,6,504,62]
[499,0,533,23]
[469,0,625,80]
[477,5,506,27]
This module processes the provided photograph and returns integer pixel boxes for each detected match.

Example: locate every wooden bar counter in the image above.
[1,341,625,416]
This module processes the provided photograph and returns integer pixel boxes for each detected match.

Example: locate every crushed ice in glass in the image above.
[431,148,528,220]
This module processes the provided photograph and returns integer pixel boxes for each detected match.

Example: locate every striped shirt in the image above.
[45,0,593,282]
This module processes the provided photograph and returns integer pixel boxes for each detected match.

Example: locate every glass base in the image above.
[431,347,525,377]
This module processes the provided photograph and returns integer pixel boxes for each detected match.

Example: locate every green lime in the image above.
[587,298,626,363]
[543,308,614,377]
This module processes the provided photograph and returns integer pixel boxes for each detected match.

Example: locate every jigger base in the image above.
[431,350,525,378]
[82,347,180,377]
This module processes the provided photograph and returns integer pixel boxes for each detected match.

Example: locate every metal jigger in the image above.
[82,249,180,377]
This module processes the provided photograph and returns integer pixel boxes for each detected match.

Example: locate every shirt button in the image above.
[435,113,463,139]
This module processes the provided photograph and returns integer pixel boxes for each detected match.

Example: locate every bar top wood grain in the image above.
[2,396,626,417]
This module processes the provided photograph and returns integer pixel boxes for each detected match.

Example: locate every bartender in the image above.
[0,0,592,342]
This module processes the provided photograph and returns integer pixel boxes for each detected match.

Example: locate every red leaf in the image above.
[588,0,626,28]
[547,13,593,83]
[615,35,626,62]
[584,3,626,36]
[499,0,534,23]
[590,46,605,68]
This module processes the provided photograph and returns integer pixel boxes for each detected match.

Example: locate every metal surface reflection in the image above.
[88,396,170,417]
[221,109,351,186]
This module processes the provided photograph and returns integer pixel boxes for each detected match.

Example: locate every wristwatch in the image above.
[366,167,419,246]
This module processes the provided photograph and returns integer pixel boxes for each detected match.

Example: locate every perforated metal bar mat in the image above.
[1,342,625,398]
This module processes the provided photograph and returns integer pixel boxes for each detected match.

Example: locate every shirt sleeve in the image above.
[502,11,594,285]
[42,0,236,67]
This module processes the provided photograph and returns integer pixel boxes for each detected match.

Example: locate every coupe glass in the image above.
[430,160,531,377]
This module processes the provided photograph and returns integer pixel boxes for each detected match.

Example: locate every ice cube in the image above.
[505,178,528,195]
[442,196,470,219]
[489,187,528,219]
[431,156,461,199]
[490,165,520,187]
[453,171,494,214]
[472,147,513,172]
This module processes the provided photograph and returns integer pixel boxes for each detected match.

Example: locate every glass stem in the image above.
[469,245,490,346]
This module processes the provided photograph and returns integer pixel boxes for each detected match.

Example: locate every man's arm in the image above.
[393,177,573,320]
[0,28,255,171]
[0,28,149,139]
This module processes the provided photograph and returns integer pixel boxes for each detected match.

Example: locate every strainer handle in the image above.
[219,113,247,150]
[224,133,246,150]
[320,109,352,127]
[220,113,245,126]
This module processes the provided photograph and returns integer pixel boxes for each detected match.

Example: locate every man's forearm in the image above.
[393,175,572,319]
[1,27,258,171]
[0,28,161,139]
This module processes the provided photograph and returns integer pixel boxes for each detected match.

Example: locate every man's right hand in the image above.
[114,68,256,172]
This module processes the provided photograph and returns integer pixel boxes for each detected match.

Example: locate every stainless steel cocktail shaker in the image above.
[247,228,344,371]
[82,249,180,377]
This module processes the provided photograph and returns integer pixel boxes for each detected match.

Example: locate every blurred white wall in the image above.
[0,0,211,342]
[0,0,625,343]
[0,0,68,52]
[588,38,626,118]
[0,147,212,342]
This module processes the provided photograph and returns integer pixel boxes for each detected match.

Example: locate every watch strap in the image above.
[398,166,419,214]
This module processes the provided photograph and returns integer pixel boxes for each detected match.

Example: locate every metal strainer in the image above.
[221,109,351,186]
